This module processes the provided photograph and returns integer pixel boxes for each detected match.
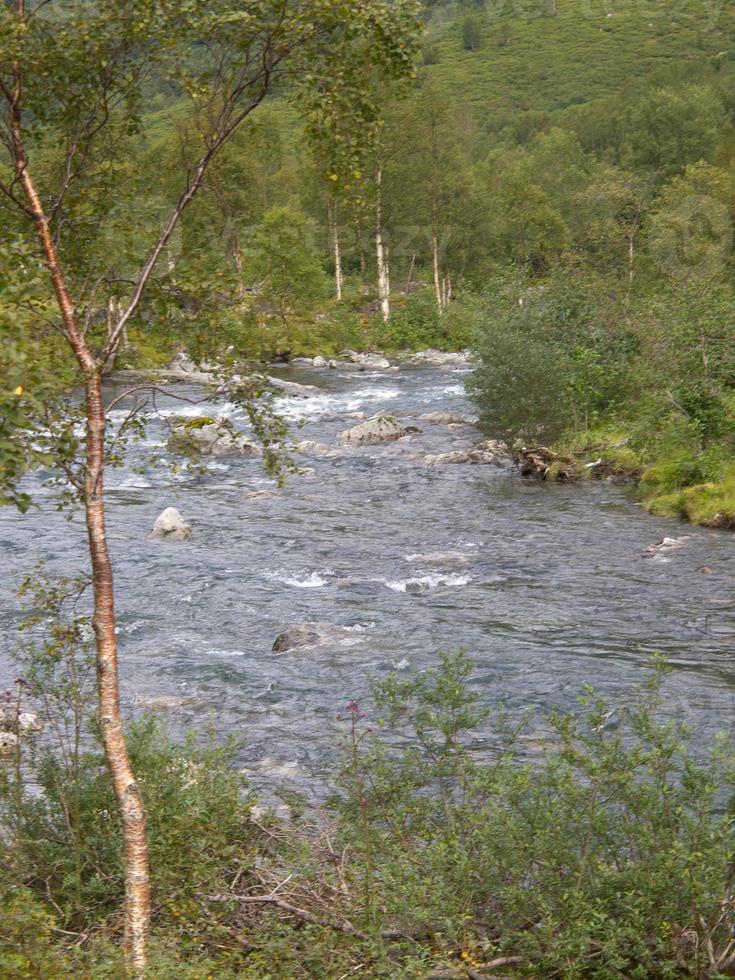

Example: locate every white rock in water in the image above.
[295,440,341,458]
[643,536,690,558]
[409,349,470,365]
[420,411,470,425]
[0,731,18,757]
[352,352,391,369]
[150,507,192,541]
[312,355,328,368]
[423,441,509,467]
[0,707,42,735]
[338,415,415,447]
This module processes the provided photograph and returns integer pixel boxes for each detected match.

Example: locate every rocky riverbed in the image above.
[0,354,734,796]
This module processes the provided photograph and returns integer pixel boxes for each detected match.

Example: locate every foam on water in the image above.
[264,570,331,588]
[381,573,474,592]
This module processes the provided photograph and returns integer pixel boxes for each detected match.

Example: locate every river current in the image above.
[1,360,734,795]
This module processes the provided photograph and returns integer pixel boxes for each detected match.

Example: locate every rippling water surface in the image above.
[1,362,733,793]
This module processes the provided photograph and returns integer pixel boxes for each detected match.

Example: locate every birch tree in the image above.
[0,0,419,970]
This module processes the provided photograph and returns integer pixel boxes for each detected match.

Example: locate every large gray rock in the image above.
[409,348,470,366]
[338,415,416,447]
[150,507,192,541]
[168,418,262,458]
[272,622,353,653]
[265,375,321,398]
[341,350,391,370]
[423,441,509,467]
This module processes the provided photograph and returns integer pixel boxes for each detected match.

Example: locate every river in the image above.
[1,359,734,795]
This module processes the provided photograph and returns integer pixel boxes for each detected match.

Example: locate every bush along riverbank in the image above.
[468,270,735,530]
[4,587,735,980]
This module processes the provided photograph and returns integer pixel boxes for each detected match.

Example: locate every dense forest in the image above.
[2,0,735,977]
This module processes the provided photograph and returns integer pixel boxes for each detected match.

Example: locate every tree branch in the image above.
[101,64,277,367]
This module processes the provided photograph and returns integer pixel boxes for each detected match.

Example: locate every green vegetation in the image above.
[5,615,735,977]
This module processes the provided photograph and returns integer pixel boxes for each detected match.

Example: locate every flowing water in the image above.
[1,361,734,795]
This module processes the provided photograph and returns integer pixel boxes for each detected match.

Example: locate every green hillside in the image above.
[424,0,735,115]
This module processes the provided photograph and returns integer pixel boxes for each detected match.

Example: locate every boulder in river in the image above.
[265,375,321,398]
[150,507,192,541]
[409,349,470,366]
[295,440,342,458]
[168,417,262,458]
[643,536,689,558]
[338,415,417,447]
[272,622,354,653]
[0,707,42,735]
[423,441,509,466]
[0,731,18,758]
[420,411,476,426]
[342,350,391,370]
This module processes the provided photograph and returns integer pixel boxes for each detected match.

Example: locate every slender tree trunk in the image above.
[10,67,150,972]
[404,251,416,295]
[328,200,343,301]
[431,197,443,313]
[375,168,390,323]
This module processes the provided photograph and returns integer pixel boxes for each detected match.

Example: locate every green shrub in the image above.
[468,271,630,443]
[331,652,735,977]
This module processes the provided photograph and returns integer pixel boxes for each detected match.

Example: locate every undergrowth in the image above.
[3,578,735,978]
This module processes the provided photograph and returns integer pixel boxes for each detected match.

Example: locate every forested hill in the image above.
[422,0,735,118]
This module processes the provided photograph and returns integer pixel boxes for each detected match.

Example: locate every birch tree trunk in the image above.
[9,42,150,972]
[328,200,343,301]
[431,195,444,313]
[375,167,390,322]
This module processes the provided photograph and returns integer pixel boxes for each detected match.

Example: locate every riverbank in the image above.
[517,428,735,530]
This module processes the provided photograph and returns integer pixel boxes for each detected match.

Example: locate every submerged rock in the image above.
[338,415,417,447]
[168,417,262,458]
[150,507,192,541]
[272,622,353,653]
[133,694,195,709]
